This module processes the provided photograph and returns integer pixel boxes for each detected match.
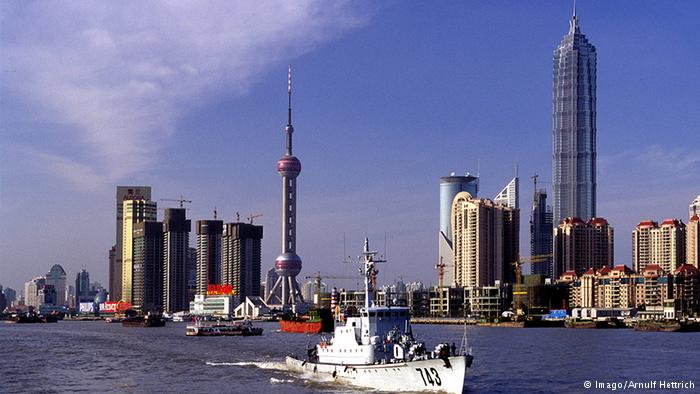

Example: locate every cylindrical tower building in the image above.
[265,67,304,308]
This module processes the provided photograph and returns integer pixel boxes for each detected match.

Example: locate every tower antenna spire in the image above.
[287,65,292,126]
[569,0,579,34]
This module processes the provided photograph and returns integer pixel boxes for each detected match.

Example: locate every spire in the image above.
[287,65,292,126]
[285,65,294,155]
[569,0,580,34]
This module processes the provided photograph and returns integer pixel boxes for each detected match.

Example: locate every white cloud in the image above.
[1,1,371,187]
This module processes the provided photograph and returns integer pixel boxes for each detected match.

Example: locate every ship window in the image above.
[369,311,376,317]
[377,312,384,317]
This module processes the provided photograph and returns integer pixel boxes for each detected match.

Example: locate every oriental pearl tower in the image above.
[265,66,304,308]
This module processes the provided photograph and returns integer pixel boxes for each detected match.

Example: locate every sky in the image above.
[1,1,699,294]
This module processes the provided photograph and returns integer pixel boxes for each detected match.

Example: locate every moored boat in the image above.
[279,308,333,334]
[285,239,473,393]
[633,320,700,332]
[185,320,263,336]
[122,312,166,327]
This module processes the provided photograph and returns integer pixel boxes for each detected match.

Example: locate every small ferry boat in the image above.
[286,239,473,393]
[122,311,166,327]
[186,320,263,336]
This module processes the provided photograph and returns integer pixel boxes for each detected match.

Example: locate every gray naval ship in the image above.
[286,238,473,393]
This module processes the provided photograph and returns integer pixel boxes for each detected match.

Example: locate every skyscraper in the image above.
[108,245,116,300]
[494,176,519,210]
[187,247,197,303]
[552,7,597,226]
[75,269,91,305]
[222,221,263,302]
[451,192,519,287]
[438,174,479,287]
[196,220,223,295]
[530,188,553,277]
[45,264,67,306]
[554,217,613,277]
[113,186,152,301]
[266,67,304,308]
[163,208,191,313]
[132,221,164,312]
[121,198,157,304]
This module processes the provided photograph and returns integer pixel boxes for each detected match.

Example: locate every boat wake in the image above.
[205,361,287,371]
[270,377,295,384]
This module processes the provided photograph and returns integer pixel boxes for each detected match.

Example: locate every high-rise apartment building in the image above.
[688,215,699,268]
[554,217,613,277]
[163,208,191,313]
[633,219,686,273]
[222,222,263,301]
[439,174,479,287]
[196,220,223,295]
[552,8,597,226]
[530,189,553,277]
[121,199,157,304]
[113,186,151,301]
[24,276,45,308]
[132,221,164,312]
[451,192,519,287]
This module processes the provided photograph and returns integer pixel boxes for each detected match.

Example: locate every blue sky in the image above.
[1,1,698,293]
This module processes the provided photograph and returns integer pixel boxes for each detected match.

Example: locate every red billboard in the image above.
[99,301,132,313]
[207,284,235,295]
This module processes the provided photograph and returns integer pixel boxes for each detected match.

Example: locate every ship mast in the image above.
[355,238,385,308]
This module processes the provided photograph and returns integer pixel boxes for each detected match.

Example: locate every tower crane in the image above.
[304,272,356,307]
[512,254,553,285]
[160,195,192,208]
[435,257,453,317]
[247,213,263,224]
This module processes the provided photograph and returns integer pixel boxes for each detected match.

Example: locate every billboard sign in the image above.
[207,284,235,295]
[99,301,132,313]
[79,302,95,313]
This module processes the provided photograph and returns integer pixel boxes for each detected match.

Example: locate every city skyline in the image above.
[2,2,699,291]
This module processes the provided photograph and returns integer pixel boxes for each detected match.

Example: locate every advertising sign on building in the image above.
[207,284,235,295]
[99,301,132,313]
[79,302,95,313]
[100,302,117,313]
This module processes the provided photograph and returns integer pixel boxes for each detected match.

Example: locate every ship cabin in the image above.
[317,306,411,365]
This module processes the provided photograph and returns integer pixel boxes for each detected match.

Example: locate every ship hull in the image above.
[286,355,467,393]
[280,320,323,334]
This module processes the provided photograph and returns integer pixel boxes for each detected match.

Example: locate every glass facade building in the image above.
[552,11,597,226]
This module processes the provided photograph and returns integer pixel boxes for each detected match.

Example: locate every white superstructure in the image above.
[286,239,473,393]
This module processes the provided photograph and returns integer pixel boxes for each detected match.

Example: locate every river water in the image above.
[2,321,698,393]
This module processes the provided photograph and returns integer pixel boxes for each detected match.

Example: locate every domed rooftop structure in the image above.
[47,264,67,278]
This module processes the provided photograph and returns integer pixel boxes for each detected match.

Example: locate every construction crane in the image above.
[160,195,192,208]
[247,213,262,224]
[304,272,356,307]
[512,254,553,285]
[434,257,453,317]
